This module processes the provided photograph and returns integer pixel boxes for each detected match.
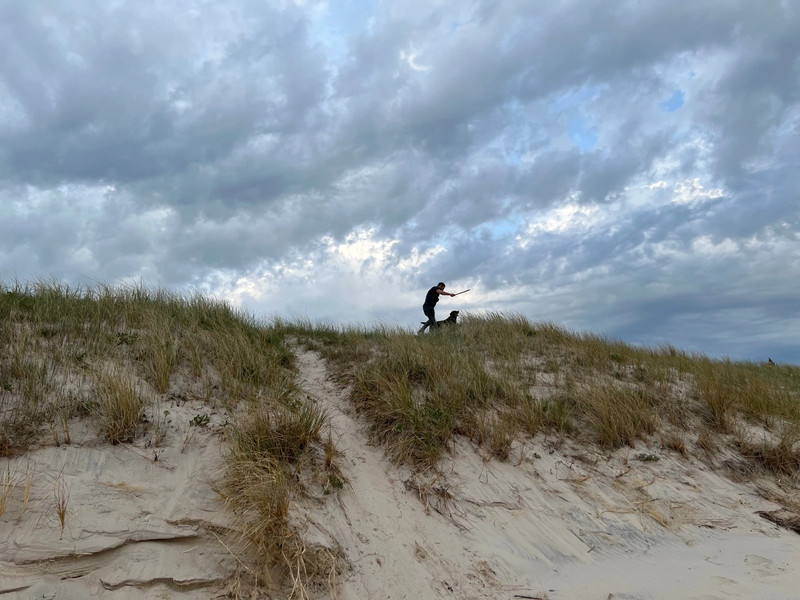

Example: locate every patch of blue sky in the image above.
[473,209,519,239]
[659,89,685,112]
[500,19,527,54]
[309,0,380,61]
[504,152,523,166]
[548,83,606,114]
[568,117,598,152]
[492,99,550,165]
[486,218,518,237]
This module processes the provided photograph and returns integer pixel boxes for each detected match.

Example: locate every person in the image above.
[418,282,455,333]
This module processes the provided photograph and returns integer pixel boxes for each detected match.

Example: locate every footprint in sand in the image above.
[744,554,790,578]
[704,575,740,596]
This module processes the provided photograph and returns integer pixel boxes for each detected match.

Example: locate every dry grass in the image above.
[577,384,659,449]
[740,425,800,477]
[696,426,718,454]
[228,402,327,463]
[0,280,297,450]
[54,474,70,539]
[141,314,180,393]
[283,311,800,480]
[91,369,146,444]
[526,395,576,434]
[0,466,12,518]
[221,398,342,597]
[661,431,688,456]
[348,330,524,465]
[696,367,737,432]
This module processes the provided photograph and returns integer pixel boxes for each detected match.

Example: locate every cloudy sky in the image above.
[1,1,799,363]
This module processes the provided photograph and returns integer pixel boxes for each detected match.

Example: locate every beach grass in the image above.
[278,310,800,475]
[3,279,800,597]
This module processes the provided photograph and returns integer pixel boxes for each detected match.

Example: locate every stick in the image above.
[452,289,470,296]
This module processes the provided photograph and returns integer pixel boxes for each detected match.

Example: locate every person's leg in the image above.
[420,306,436,333]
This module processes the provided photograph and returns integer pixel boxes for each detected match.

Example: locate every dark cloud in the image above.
[1,0,798,362]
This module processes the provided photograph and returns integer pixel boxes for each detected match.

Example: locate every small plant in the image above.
[542,396,575,433]
[59,408,71,445]
[180,425,196,454]
[635,453,660,462]
[324,429,336,468]
[696,427,717,454]
[0,466,13,518]
[152,409,171,447]
[742,426,800,476]
[54,474,70,540]
[323,472,345,494]
[115,332,139,346]
[142,326,179,394]
[191,413,210,427]
[51,395,79,446]
[661,432,687,456]
[21,464,35,515]
[580,385,658,449]
[474,412,516,460]
[19,358,53,409]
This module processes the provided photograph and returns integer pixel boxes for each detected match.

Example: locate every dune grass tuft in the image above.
[228,401,328,463]
[221,397,341,596]
[91,369,146,444]
[578,384,660,448]
[740,425,800,476]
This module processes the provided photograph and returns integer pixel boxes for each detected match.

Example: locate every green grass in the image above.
[278,310,800,478]
[4,280,799,473]
[0,279,298,451]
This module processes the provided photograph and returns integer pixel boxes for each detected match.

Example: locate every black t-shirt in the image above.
[424,286,441,308]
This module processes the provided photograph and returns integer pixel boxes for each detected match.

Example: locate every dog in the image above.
[418,310,459,333]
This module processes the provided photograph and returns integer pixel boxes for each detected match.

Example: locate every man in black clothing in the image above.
[419,282,455,333]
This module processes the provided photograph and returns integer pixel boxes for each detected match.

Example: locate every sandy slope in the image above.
[0,398,237,599]
[293,349,800,600]
[2,349,800,599]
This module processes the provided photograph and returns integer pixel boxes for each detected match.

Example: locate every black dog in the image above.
[419,310,459,333]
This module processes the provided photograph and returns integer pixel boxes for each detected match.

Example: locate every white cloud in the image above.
[400,49,430,72]
[518,202,603,247]
[672,178,724,205]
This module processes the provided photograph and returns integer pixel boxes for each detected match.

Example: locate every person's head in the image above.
[437,282,446,290]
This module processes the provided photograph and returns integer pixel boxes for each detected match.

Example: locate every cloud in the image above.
[1,0,798,362]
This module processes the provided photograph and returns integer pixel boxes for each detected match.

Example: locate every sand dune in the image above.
[2,348,799,599]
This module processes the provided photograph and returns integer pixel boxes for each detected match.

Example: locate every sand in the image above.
[2,348,799,599]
